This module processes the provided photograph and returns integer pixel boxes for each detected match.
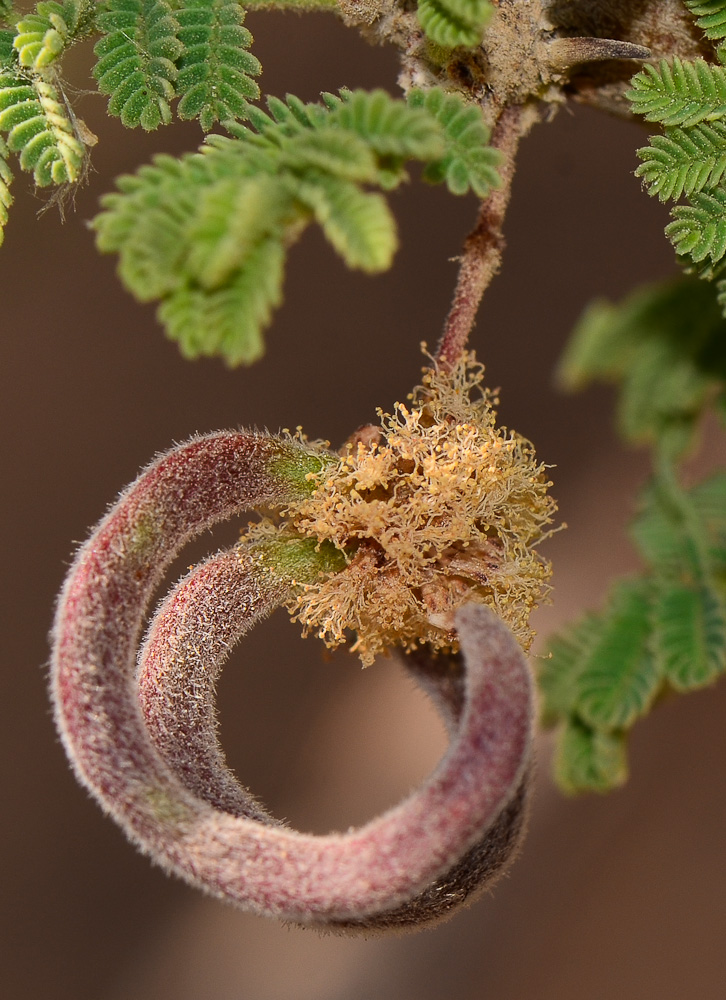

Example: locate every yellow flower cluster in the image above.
[275,353,556,664]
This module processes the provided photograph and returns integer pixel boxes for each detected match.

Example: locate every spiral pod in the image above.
[51,429,534,930]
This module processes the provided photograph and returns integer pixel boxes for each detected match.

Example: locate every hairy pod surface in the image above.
[51,430,534,930]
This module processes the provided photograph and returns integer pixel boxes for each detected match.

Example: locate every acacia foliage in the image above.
[629,1,726,312]
[548,277,726,793]
[94,87,502,365]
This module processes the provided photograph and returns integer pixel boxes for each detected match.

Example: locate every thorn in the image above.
[546,37,651,73]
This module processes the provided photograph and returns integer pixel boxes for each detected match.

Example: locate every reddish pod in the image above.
[51,430,534,930]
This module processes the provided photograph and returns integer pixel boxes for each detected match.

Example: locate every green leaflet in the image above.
[635,120,726,201]
[683,1,726,44]
[185,174,285,288]
[416,0,493,50]
[553,719,628,796]
[667,187,726,262]
[159,238,285,364]
[94,0,184,130]
[0,134,12,244]
[652,579,726,690]
[558,277,726,445]
[14,0,94,70]
[628,28,726,313]
[94,87,501,364]
[0,69,85,184]
[630,487,700,577]
[538,613,604,724]
[542,581,660,737]
[544,466,726,793]
[573,581,660,731]
[407,86,502,198]
[175,0,260,130]
[627,58,726,127]
[294,173,397,272]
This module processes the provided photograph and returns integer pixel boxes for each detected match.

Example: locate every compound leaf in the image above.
[0,133,12,243]
[683,1,726,43]
[627,58,726,127]
[159,237,285,365]
[667,187,726,262]
[408,86,502,197]
[175,0,260,130]
[559,277,726,443]
[295,173,397,272]
[0,69,85,184]
[14,0,94,70]
[635,120,726,201]
[416,0,493,50]
[538,613,604,725]
[94,0,184,130]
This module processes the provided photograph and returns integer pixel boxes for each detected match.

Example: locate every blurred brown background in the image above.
[3,13,725,1000]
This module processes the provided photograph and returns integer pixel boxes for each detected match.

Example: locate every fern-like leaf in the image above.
[572,581,660,731]
[416,0,493,50]
[0,133,12,243]
[635,120,726,200]
[538,613,604,725]
[559,277,726,444]
[652,579,726,689]
[327,88,445,162]
[175,0,260,130]
[159,237,285,364]
[630,487,698,575]
[94,0,184,130]
[295,172,397,272]
[627,57,726,126]
[0,69,85,184]
[408,87,502,197]
[684,1,726,42]
[185,174,286,287]
[667,186,726,261]
[554,718,628,795]
[94,87,503,363]
[14,0,94,70]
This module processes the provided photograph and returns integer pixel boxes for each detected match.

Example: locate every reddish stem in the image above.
[436,105,524,370]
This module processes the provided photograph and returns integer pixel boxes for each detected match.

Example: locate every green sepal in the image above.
[267,446,338,497]
[252,531,347,586]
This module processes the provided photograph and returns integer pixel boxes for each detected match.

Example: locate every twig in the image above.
[435,104,524,369]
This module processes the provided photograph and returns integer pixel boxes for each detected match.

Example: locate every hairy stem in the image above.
[436,104,524,370]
